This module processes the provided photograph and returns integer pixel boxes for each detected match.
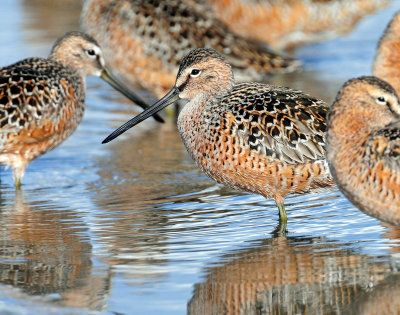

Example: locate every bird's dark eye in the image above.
[86,49,96,58]
[190,69,201,77]
[377,96,386,103]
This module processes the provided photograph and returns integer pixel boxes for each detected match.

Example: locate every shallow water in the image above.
[1,1,400,314]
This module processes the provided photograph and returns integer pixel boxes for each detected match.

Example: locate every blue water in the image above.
[0,1,400,314]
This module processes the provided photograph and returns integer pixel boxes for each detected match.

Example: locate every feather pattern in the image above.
[0,57,83,137]
[218,83,327,165]
[365,122,400,171]
[81,0,301,96]
[326,76,400,225]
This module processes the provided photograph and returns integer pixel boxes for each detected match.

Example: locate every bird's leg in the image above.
[278,203,287,221]
[275,195,287,222]
[12,161,27,189]
[14,178,21,189]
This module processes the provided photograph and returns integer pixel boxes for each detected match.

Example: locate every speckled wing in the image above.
[112,0,300,75]
[366,122,400,172]
[0,57,81,137]
[183,0,301,74]
[220,83,328,164]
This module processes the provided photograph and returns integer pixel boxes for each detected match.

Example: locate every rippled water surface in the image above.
[1,1,400,314]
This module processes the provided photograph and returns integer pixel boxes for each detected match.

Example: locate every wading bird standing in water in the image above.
[0,31,163,187]
[103,48,333,222]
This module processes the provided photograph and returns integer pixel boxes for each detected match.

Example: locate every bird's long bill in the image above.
[100,67,164,123]
[102,87,180,144]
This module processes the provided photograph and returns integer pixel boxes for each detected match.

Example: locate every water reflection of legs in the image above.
[272,219,288,238]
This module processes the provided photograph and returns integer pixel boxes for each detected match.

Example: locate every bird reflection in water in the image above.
[188,231,400,314]
[0,189,110,310]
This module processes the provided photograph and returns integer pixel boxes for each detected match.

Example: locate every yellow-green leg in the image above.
[13,162,27,190]
[14,177,21,189]
[277,203,287,222]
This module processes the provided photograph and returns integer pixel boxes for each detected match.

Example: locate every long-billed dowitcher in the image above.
[326,76,400,225]
[81,0,301,97]
[103,48,333,221]
[373,10,400,94]
[0,31,162,188]
[205,0,391,49]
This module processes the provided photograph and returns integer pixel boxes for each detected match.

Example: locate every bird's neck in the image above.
[177,93,218,161]
[49,48,87,79]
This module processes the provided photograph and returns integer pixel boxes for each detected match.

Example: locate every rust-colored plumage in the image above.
[373,10,400,95]
[326,76,400,225]
[103,48,334,221]
[0,31,161,187]
[81,0,301,97]
[205,0,391,49]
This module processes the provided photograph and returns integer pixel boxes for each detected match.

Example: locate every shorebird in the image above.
[81,0,301,98]
[326,76,400,225]
[205,0,391,49]
[373,10,400,94]
[102,48,333,221]
[0,31,162,187]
